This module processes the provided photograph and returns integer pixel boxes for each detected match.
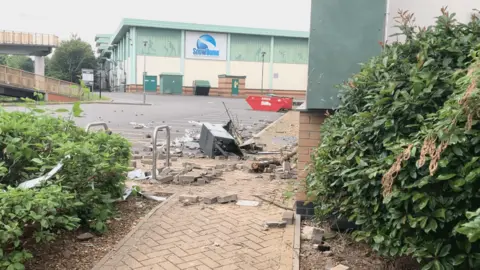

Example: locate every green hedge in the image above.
[307,10,480,269]
[0,105,131,269]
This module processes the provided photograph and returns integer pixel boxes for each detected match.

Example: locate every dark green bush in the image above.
[0,186,80,269]
[308,10,480,269]
[0,104,131,268]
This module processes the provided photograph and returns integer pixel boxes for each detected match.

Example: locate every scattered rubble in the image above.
[179,195,199,204]
[76,233,94,241]
[264,221,287,228]
[203,195,218,204]
[282,211,294,225]
[217,194,238,203]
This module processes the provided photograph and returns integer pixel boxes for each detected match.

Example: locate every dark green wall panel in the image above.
[306,0,386,109]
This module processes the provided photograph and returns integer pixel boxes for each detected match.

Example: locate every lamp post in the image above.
[143,40,148,104]
[261,51,266,93]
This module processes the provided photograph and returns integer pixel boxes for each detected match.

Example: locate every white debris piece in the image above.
[127,169,148,180]
[18,155,71,189]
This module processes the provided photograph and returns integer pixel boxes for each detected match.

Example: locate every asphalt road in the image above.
[4,93,283,151]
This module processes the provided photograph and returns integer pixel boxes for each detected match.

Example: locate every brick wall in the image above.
[46,93,79,102]
[125,84,306,99]
[296,110,328,202]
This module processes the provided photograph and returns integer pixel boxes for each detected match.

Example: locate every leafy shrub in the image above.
[307,9,480,269]
[0,104,131,267]
[0,185,80,270]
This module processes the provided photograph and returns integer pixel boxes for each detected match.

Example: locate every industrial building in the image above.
[95,19,309,98]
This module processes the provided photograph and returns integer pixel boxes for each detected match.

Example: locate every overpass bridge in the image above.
[0,64,83,101]
[0,30,58,76]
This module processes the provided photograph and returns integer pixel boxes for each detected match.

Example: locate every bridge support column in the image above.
[34,56,45,76]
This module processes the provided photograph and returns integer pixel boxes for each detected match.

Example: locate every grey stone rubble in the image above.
[76,232,94,241]
[264,221,287,228]
[282,211,295,225]
[178,194,238,205]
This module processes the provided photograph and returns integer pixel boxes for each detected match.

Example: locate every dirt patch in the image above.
[300,221,420,270]
[24,196,160,270]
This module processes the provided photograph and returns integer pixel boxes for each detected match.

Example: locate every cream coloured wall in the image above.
[184,59,226,87]
[386,0,477,43]
[272,64,307,91]
[136,56,181,84]
[230,61,268,89]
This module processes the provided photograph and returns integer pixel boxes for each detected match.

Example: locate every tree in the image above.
[0,55,34,72]
[47,34,96,83]
[6,55,34,72]
[0,55,6,65]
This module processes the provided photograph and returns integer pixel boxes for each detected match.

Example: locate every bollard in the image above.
[152,125,171,180]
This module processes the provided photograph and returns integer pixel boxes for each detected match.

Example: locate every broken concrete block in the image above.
[179,195,199,203]
[331,264,349,270]
[164,162,172,166]
[133,155,142,160]
[179,175,196,184]
[228,156,241,161]
[142,159,153,165]
[282,211,294,225]
[301,226,314,240]
[76,232,94,241]
[265,221,287,228]
[215,164,226,169]
[226,164,236,171]
[195,154,205,158]
[195,178,206,185]
[282,161,291,173]
[157,175,173,183]
[312,228,324,244]
[161,167,172,175]
[171,157,178,162]
[217,194,238,203]
[269,164,277,170]
[235,164,244,170]
[213,170,223,177]
[130,160,138,168]
[203,195,218,204]
[215,156,226,160]
[269,174,275,180]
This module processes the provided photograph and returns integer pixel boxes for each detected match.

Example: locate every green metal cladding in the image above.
[273,37,308,64]
[306,0,386,110]
[136,28,181,57]
[230,34,271,62]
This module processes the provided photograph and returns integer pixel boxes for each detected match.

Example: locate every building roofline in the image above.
[110,18,309,44]
[95,34,112,41]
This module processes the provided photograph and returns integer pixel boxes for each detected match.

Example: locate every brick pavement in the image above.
[92,159,295,270]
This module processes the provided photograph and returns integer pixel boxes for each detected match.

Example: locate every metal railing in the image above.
[152,125,171,180]
[0,31,59,47]
[0,65,83,97]
[85,122,109,132]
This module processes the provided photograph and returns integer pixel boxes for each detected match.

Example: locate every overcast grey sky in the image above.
[1,0,311,47]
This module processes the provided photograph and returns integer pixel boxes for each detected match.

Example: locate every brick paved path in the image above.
[92,160,295,270]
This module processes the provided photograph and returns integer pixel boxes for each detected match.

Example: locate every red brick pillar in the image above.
[296,109,328,204]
